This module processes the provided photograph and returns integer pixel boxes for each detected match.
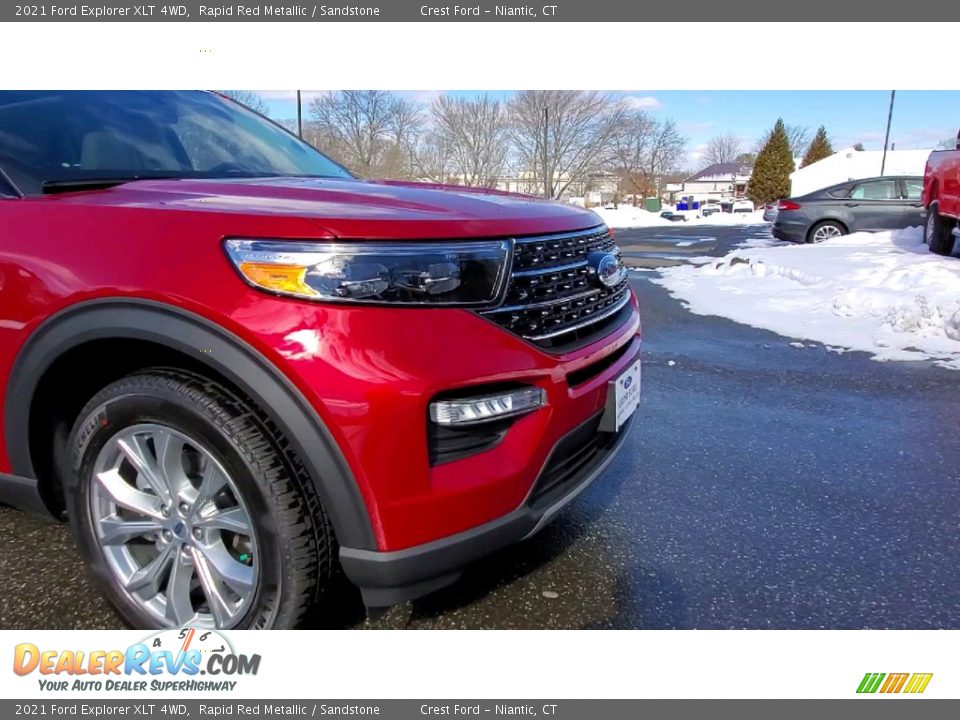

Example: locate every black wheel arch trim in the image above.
[0,471,53,517]
[2,297,377,550]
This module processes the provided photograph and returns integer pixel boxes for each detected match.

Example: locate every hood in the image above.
[50,176,604,240]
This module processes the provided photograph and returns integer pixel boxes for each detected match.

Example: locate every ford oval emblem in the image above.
[587,251,625,288]
[623,376,633,389]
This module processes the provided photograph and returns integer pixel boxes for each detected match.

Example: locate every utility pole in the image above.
[881,90,895,175]
[542,106,551,199]
[296,90,303,139]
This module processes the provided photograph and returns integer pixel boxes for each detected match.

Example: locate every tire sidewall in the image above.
[925,204,937,246]
[926,201,955,256]
[808,221,844,244]
[66,390,284,629]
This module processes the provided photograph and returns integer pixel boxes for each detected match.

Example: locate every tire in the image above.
[926,202,956,256]
[65,367,334,629]
[807,220,846,244]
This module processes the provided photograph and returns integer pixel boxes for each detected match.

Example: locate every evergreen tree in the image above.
[800,126,834,168]
[747,118,793,205]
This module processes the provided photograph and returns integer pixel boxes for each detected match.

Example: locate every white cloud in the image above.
[685,143,708,170]
[890,127,956,150]
[624,95,661,110]
[833,127,953,152]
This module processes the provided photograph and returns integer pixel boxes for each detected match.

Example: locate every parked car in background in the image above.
[772,176,924,243]
[732,199,754,214]
[660,210,686,222]
[762,202,779,223]
[702,202,721,217]
[922,134,960,256]
[0,90,642,629]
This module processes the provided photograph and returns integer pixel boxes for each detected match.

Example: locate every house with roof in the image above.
[664,162,754,203]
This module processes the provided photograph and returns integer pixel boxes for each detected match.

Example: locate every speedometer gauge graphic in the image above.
[141,627,234,657]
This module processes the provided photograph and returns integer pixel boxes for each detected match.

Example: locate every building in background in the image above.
[494,171,620,205]
[789,147,932,197]
[664,162,754,203]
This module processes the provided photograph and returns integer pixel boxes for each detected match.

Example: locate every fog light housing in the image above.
[429,388,547,426]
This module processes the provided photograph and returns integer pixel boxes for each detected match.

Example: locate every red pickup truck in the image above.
[922,132,960,256]
[0,91,641,629]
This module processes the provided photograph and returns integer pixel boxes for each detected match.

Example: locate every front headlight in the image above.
[224,239,512,307]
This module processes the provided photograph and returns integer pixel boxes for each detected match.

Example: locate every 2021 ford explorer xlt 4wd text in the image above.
[0,91,641,629]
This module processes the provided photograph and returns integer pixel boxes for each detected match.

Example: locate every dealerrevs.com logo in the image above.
[13,628,260,693]
[857,673,933,695]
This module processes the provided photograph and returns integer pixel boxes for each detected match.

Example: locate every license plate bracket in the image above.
[599,359,641,433]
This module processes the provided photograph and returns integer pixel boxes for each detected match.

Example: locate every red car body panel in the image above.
[0,177,641,552]
[923,149,960,218]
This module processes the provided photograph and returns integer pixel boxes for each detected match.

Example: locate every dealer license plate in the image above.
[600,360,641,433]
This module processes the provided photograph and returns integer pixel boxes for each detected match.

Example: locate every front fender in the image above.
[3,297,377,550]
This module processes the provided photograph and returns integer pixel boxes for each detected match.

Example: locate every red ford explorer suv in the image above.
[0,90,641,629]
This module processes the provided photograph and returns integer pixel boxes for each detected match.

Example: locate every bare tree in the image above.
[381,96,423,178]
[938,134,960,150]
[274,118,298,133]
[413,132,455,183]
[429,94,508,187]
[705,134,742,165]
[507,90,625,199]
[610,109,686,202]
[785,124,811,157]
[309,90,421,178]
[220,90,270,117]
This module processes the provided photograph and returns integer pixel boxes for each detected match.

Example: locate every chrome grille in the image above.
[482,226,632,346]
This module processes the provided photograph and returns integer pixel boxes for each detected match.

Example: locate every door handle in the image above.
[844,202,860,207]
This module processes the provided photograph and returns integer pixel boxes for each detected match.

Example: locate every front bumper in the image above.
[339,411,635,606]
[238,285,641,552]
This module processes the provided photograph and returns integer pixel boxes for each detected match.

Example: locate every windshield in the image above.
[0,90,352,194]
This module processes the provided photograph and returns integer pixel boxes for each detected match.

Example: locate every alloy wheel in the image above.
[812,224,843,242]
[88,423,258,628]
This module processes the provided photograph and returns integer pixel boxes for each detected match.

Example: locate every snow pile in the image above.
[594,205,768,228]
[653,226,960,369]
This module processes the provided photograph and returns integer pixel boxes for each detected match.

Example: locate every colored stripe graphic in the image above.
[857,673,885,693]
[903,673,933,694]
[880,673,908,693]
[857,672,932,694]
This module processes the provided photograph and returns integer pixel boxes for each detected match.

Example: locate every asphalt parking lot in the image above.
[2,223,959,629]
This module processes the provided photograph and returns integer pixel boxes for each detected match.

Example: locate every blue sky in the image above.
[257,90,960,170]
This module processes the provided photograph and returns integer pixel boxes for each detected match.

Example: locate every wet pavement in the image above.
[3,224,959,629]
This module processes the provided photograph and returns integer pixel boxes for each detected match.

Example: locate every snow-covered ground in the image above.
[653,227,960,369]
[594,205,767,229]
